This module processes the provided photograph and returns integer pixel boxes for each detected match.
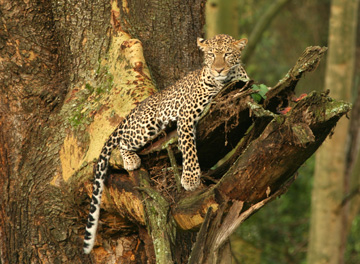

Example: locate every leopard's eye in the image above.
[207,52,215,58]
[224,53,231,58]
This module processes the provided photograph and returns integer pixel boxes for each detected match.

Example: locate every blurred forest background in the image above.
[204,0,360,263]
[1,0,357,262]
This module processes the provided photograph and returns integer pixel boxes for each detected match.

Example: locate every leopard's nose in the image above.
[214,67,224,73]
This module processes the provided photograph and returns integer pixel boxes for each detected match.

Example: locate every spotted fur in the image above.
[83,34,249,254]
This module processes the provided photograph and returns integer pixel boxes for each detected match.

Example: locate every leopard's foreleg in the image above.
[177,118,201,191]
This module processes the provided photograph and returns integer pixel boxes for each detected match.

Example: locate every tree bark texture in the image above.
[0,0,204,263]
[119,0,206,90]
[0,1,351,264]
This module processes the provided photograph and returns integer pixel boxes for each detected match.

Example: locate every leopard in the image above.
[83,34,249,254]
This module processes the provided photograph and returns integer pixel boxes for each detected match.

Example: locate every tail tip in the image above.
[83,242,92,254]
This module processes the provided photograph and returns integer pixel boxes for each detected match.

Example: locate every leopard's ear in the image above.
[197,37,208,51]
[233,38,248,51]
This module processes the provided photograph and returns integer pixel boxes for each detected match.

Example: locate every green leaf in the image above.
[251,84,269,102]
[251,93,263,103]
[258,84,268,99]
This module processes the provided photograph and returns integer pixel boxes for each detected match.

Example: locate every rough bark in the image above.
[0,0,76,262]
[0,1,351,264]
[0,0,203,263]
[119,0,206,90]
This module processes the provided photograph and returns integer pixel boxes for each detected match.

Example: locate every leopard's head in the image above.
[197,34,247,82]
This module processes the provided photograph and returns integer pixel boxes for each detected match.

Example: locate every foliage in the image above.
[250,84,268,103]
[236,0,330,88]
[345,215,360,263]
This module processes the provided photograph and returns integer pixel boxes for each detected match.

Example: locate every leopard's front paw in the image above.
[181,171,201,191]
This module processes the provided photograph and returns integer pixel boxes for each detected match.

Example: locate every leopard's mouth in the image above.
[211,69,230,81]
[213,75,228,81]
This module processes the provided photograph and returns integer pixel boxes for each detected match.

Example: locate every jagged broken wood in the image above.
[101,46,351,263]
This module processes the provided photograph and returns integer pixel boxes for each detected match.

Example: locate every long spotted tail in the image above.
[83,142,114,254]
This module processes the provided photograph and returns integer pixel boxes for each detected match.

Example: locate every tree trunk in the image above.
[205,0,239,38]
[0,1,350,264]
[346,1,360,242]
[307,0,359,263]
[119,0,206,90]
[0,0,205,262]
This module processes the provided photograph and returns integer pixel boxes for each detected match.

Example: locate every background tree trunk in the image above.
[307,0,359,263]
[0,0,351,264]
[205,0,239,38]
[345,1,360,249]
